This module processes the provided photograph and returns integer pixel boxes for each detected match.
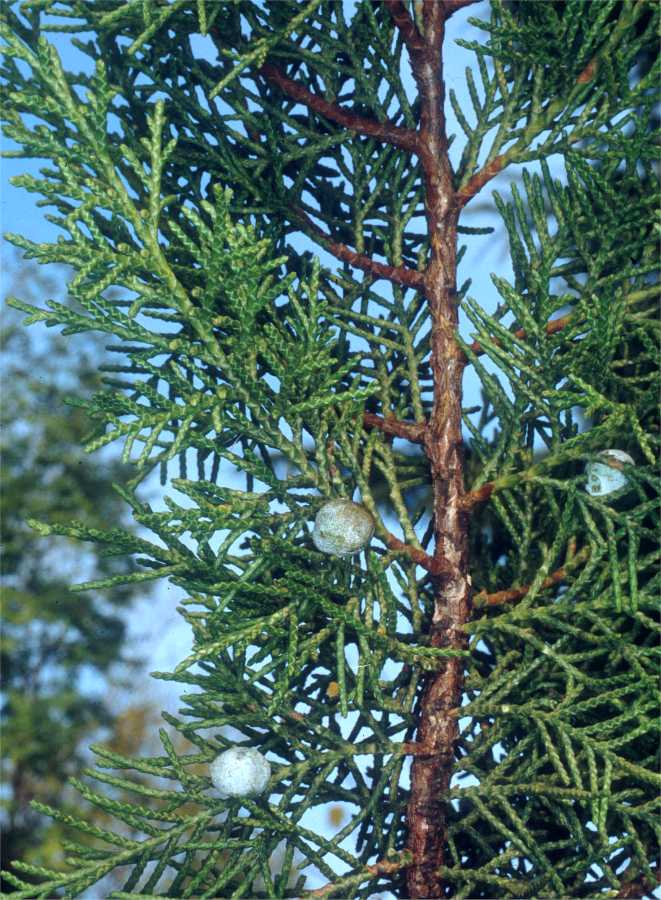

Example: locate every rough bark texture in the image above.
[253,2,476,892]
[388,2,473,896]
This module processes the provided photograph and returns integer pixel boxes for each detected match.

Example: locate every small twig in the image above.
[478,569,568,607]
[466,282,658,363]
[461,481,496,510]
[577,58,598,85]
[293,206,425,288]
[325,439,339,481]
[464,285,657,369]
[363,412,427,443]
[259,62,419,153]
[308,853,414,897]
[384,1,426,56]
[385,532,446,575]
[456,153,507,208]
[475,545,589,608]
[467,312,573,357]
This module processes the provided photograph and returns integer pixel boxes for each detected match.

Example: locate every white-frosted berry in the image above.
[210,747,271,798]
[312,499,375,556]
[585,449,634,497]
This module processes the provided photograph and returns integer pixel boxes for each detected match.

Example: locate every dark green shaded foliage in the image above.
[0,0,658,896]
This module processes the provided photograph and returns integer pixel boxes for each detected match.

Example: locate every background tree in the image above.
[1,1,658,898]
[0,253,158,886]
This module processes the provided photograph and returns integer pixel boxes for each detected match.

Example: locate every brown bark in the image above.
[460,480,495,509]
[363,412,427,443]
[456,153,506,207]
[385,531,449,576]
[386,2,472,896]
[384,1,427,56]
[443,0,483,17]
[477,545,589,608]
[478,564,572,607]
[251,7,475,893]
[258,62,419,154]
[293,205,425,288]
[309,853,414,898]
[467,310,573,358]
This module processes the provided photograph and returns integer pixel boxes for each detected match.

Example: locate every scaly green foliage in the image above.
[1,0,658,897]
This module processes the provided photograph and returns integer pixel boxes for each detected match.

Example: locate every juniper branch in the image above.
[307,852,414,898]
[1,2,657,897]
[455,5,649,207]
[388,1,473,894]
[363,412,427,443]
[465,284,658,360]
[258,61,419,154]
[293,205,425,288]
[475,546,591,608]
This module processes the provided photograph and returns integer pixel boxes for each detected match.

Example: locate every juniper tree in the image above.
[1,0,659,898]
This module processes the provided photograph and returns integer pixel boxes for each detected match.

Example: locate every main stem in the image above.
[402,3,471,897]
[238,1,471,891]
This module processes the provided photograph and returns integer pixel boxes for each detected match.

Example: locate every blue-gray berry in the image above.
[313,499,375,556]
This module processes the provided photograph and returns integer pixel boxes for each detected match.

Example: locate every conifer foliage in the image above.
[1,0,659,897]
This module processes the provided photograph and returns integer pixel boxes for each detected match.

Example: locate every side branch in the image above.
[259,62,419,153]
[384,1,426,57]
[461,481,495,510]
[293,207,425,288]
[385,532,446,575]
[475,545,589,607]
[363,412,427,443]
[456,153,506,208]
[308,853,414,898]
[443,0,482,17]
[456,54,601,208]
[465,284,658,364]
[467,311,572,358]
[477,569,569,607]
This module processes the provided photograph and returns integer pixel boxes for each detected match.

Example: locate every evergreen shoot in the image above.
[1,0,659,897]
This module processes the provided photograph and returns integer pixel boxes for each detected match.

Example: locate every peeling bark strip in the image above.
[386,2,472,896]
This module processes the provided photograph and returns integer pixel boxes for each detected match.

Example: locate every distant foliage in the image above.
[1,256,148,885]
